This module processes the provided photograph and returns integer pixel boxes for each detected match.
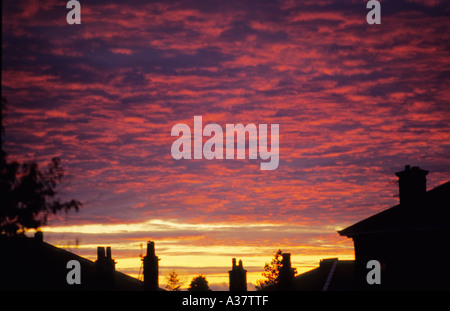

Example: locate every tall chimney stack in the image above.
[277,253,295,290]
[143,241,160,291]
[229,258,247,291]
[95,246,116,289]
[395,165,428,206]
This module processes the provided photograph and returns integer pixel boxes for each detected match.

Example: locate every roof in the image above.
[0,234,144,290]
[338,181,450,237]
[292,259,355,291]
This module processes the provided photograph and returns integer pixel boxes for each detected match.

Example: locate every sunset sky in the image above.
[2,0,450,290]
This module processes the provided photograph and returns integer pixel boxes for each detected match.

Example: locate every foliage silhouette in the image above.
[165,270,182,291]
[188,274,211,291]
[0,97,82,235]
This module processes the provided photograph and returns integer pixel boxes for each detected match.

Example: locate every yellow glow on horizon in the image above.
[41,218,345,240]
[108,250,355,290]
[37,219,355,289]
[41,219,285,234]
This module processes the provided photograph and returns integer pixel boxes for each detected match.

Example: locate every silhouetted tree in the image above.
[0,97,82,235]
[165,270,182,291]
[188,274,211,291]
[255,249,283,290]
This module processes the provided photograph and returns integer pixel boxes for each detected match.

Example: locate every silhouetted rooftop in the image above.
[0,233,144,290]
[338,181,450,237]
[292,259,355,291]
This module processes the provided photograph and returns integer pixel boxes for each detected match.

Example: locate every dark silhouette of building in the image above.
[0,232,165,291]
[229,258,247,291]
[338,165,450,290]
[0,232,144,290]
[291,258,355,291]
[142,241,160,291]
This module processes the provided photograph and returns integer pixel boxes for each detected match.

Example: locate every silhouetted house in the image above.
[142,241,160,291]
[292,258,355,291]
[229,258,247,291]
[338,166,450,290]
[0,232,163,291]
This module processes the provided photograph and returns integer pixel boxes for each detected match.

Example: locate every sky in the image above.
[2,0,450,290]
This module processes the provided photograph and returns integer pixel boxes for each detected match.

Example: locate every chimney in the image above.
[229,258,247,291]
[281,253,292,268]
[97,246,105,261]
[95,246,116,289]
[277,253,295,290]
[96,246,116,271]
[106,246,112,260]
[142,241,160,291]
[395,165,428,206]
[34,231,43,242]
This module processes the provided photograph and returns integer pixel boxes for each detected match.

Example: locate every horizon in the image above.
[33,173,450,290]
[2,0,450,291]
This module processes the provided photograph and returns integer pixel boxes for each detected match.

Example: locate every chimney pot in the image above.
[147,241,155,257]
[97,246,105,261]
[143,241,159,290]
[282,253,292,267]
[229,258,247,291]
